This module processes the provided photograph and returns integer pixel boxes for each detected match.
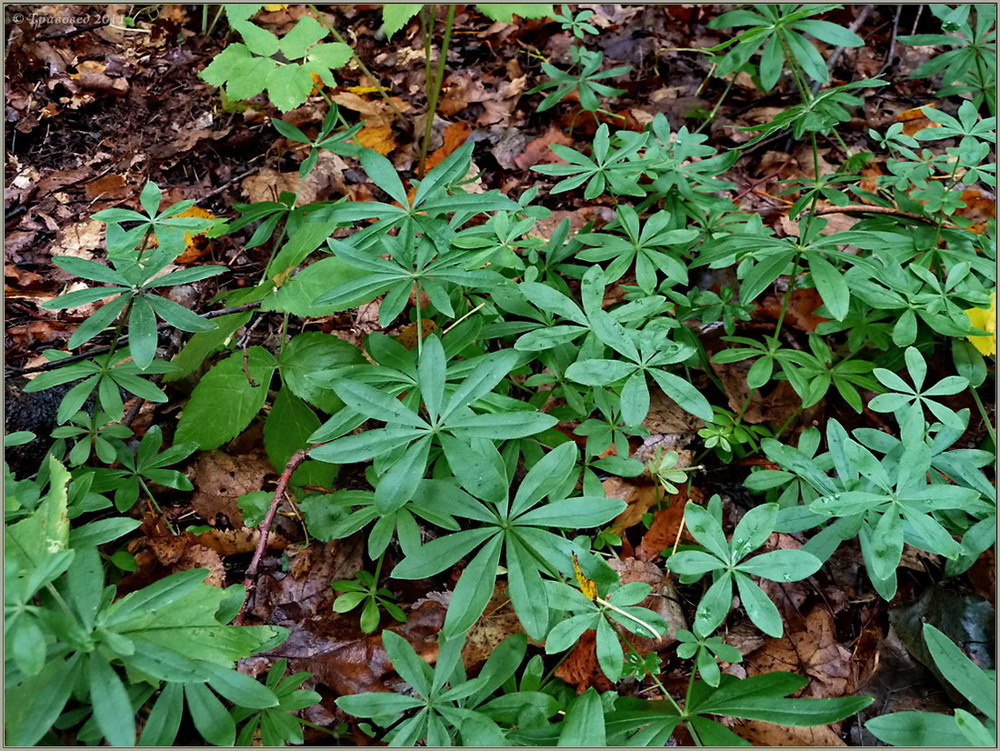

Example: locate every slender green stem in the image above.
[419,4,457,175]
[205,6,224,36]
[693,76,732,135]
[308,5,406,121]
[596,597,659,638]
[970,386,997,444]
[415,281,424,355]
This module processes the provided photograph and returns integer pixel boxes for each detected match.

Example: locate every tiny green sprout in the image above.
[676,628,743,687]
[648,447,701,495]
[332,561,406,634]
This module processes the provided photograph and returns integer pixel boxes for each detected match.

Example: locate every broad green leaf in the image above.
[264,387,335,488]
[382,4,422,39]
[185,682,236,746]
[174,347,277,449]
[734,572,783,637]
[479,4,555,23]
[164,311,251,382]
[924,624,996,720]
[866,711,971,747]
[87,653,136,746]
[444,535,503,636]
[558,688,605,747]
[263,257,369,317]
[6,455,71,568]
[4,653,82,745]
[279,331,365,413]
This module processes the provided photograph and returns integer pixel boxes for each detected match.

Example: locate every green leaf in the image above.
[740,250,794,304]
[808,253,849,320]
[558,688,605,746]
[308,42,353,69]
[202,663,279,709]
[174,347,277,449]
[164,311,251,382]
[185,683,236,746]
[336,692,424,717]
[382,4,422,38]
[279,331,365,413]
[924,624,996,720]
[510,441,578,517]
[737,549,822,581]
[668,550,727,575]
[565,359,636,385]
[734,572,784,637]
[506,535,550,639]
[87,653,136,746]
[264,387,335,488]
[478,4,554,22]
[694,571,734,636]
[4,653,82,745]
[382,631,433,697]
[444,535,504,636]
[263,257,369,317]
[267,217,339,280]
[279,15,327,60]
[265,62,315,111]
[649,369,714,421]
[6,455,71,568]
[698,673,873,725]
[139,683,183,746]
[866,710,971,747]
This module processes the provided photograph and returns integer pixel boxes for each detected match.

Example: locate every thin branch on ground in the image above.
[234,447,313,626]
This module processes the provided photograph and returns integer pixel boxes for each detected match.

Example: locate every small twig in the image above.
[812,203,938,225]
[196,164,263,204]
[876,6,904,78]
[234,448,313,625]
[810,4,875,94]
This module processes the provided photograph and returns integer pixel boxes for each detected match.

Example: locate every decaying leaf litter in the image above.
[4,4,995,746]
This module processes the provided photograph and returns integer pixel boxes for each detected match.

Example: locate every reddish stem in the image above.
[233,447,312,625]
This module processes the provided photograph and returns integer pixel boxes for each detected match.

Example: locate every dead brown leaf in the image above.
[242,150,347,205]
[84,173,127,201]
[734,719,846,746]
[461,583,527,667]
[605,476,660,534]
[513,126,573,170]
[190,450,273,527]
[744,606,854,698]
[356,124,397,155]
[554,630,615,694]
[636,485,703,562]
[426,121,472,170]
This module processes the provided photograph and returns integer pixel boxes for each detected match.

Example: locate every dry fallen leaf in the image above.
[357,124,396,155]
[514,126,574,170]
[190,450,273,527]
[744,606,854,698]
[605,476,660,534]
[733,719,847,746]
[554,630,615,694]
[426,121,472,170]
[636,485,703,561]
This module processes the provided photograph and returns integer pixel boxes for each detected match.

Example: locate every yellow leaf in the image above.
[263,4,288,11]
[357,125,396,155]
[965,292,997,356]
[572,554,597,601]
